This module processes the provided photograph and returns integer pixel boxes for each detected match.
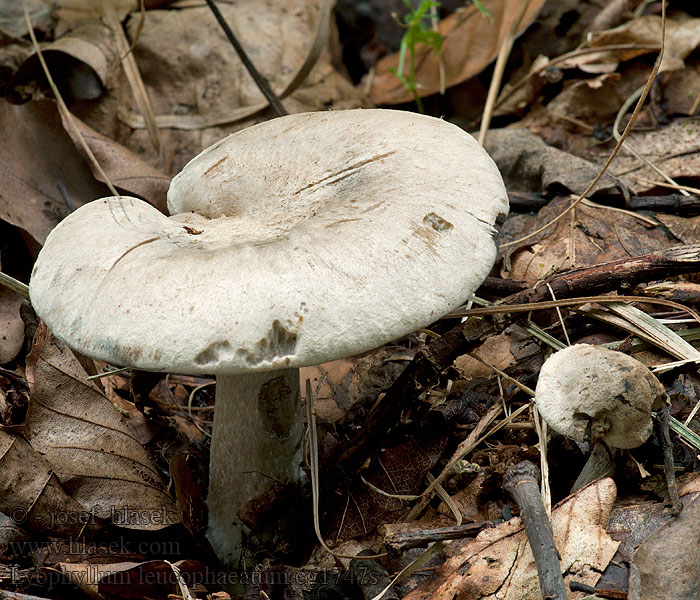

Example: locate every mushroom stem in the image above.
[206,368,304,566]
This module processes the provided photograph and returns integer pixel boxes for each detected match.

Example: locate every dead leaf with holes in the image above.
[404,478,619,600]
[24,323,178,529]
[365,0,547,106]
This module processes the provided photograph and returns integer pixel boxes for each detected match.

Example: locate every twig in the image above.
[633,177,700,196]
[203,0,288,117]
[383,521,490,552]
[22,1,119,197]
[0,273,29,297]
[658,403,682,515]
[503,461,567,600]
[478,0,530,146]
[628,193,700,214]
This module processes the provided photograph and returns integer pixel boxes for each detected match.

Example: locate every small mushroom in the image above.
[535,344,667,449]
[29,109,508,566]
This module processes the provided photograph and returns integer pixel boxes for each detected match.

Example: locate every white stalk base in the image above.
[206,369,303,567]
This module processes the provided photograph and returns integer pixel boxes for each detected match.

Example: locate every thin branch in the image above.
[204,0,288,117]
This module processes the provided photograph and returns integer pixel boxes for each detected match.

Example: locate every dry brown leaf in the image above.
[61,559,205,600]
[545,72,624,126]
[485,128,627,197]
[61,110,170,213]
[0,0,53,38]
[455,324,542,380]
[300,358,354,423]
[0,98,109,243]
[655,213,700,245]
[25,323,178,530]
[366,0,547,106]
[0,428,103,537]
[0,511,28,554]
[83,0,368,175]
[0,286,24,365]
[610,119,700,191]
[169,453,207,538]
[565,15,700,74]
[404,478,619,600]
[61,561,139,600]
[500,195,673,282]
[51,0,144,34]
[97,559,206,600]
[629,495,700,600]
[325,419,448,542]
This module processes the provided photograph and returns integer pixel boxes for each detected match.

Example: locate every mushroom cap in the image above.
[29,109,508,375]
[535,344,666,448]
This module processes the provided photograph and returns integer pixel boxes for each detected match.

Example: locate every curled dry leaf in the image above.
[7,20,118,104]
[366,0,548,105]
[564,15,700,74]
[0,428,103,537]
[404,478,619,600]
[25,323,178,530]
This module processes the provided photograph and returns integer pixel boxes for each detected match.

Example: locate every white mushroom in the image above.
[29,109,508,566]
[535,344,667,449]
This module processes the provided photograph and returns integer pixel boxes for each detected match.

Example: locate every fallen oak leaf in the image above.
[0,428,104,537]
[25,322,178,530]
[403,478,618,600]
